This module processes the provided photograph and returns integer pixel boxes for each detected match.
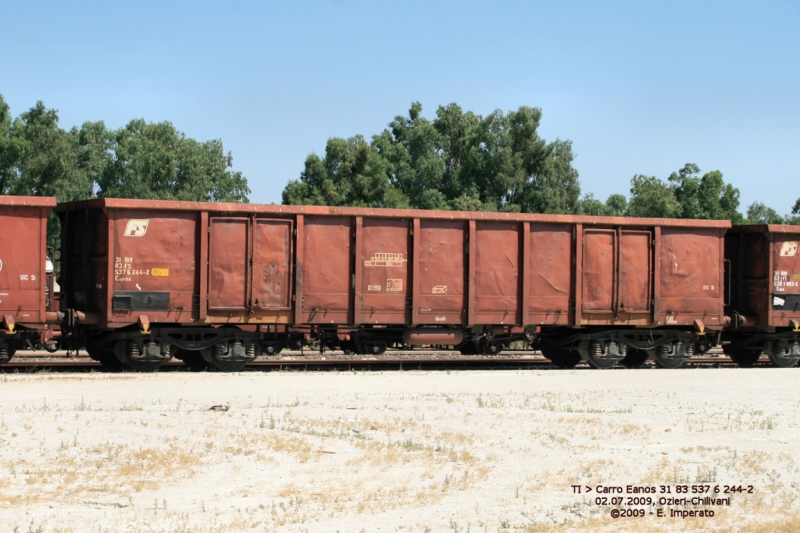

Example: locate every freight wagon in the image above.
[55,199,730,371]
[725,224,800,367]
[0,196,60,361]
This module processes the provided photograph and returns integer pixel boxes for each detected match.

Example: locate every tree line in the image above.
[283,102,800,225]
[2,94,798,227]
[0,94,250,248]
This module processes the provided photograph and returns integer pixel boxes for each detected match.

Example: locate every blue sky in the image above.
[2,0,798,213]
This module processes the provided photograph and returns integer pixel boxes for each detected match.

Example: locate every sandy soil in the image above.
[0,367,797,533]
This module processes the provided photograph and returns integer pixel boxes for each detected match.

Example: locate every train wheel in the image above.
[584,341,622,369]
[458,342,477,355]
[478,339,501,356]
[620,349,648,369]
[651,354,685,369]
[115,341,168,372]
[541,347,581,369]
[208,342,254,372]
[651,344,688,369]
[262,341,284,357]
[97,352,125,372]
[728,348,761,367]
[0,342,16,364]
[357,340,386,356]
[175,349,210,372]
[765,341,800,368]
[86,346,125,371]
[768,353,797,368]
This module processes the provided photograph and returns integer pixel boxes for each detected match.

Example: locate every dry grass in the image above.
[0,369,795,532]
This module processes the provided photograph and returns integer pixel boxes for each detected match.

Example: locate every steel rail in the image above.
[0,355,776,370]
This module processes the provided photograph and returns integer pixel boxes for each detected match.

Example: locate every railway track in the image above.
[0,350,780,371]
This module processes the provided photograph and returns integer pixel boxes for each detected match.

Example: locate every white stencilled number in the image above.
[31,275,36,281]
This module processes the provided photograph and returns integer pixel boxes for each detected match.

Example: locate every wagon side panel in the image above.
[301,216,353,324]
[252,218,293,311]
[0,203,49,324]
[357,217,410,324]
[208,217,248,311]
[657,227,725,328]
[769,232,800,327]
[527,223,573,326]
[474,221,520,325]
[108,208,198,327]
[416,220,466,325]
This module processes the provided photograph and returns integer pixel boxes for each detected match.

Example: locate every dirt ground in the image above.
[0,367,797,533]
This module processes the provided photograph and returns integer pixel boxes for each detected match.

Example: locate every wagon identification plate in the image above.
[774,271,798,291]
[386,279,403,292]
[364,253,406,267]
[114,257,169,281]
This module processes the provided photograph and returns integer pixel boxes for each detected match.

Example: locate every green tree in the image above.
[1,94,249,204]
[745,202,783,224]
[789,198,800,224]
[284,102,581,214]
[605,194,628,216]
[0,95,19,194]
[1,101,105,249]
[627,174,682,218]
[4,101,95,201]
[1,95,250,251]
[282,135,407,208]
[576,194,606,216]
[98,119,249,202]
[627,164,742,222]
[376,102,452,209]
[577,193,628,216]
[667,164,742,222]
[751,199,800,225]
[518,138,580,214]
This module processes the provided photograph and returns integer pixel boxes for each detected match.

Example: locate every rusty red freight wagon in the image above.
[0,195,60,361]
[724,224,800,367]
[56,199,729,371]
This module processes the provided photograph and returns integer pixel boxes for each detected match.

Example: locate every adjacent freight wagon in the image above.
[0,196,59,361]
[56,199,729,371]
[725,224,800,367]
